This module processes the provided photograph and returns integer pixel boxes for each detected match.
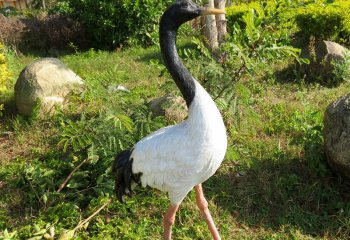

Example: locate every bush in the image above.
[0,43,8,93]
[0,15,87,52]
[226,0,299,38]
[66,0,173,49]
[37,14,87,50]
[0,6,18,16]
[0,43,8,116]
[227,0,350,45]
[0,16,25,49]
[294,1,350,44]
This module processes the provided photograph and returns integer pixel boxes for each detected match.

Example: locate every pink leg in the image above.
[195,184,221,240]
[163,204,179,240]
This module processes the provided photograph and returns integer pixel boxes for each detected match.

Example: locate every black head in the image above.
[162,0,225,29]
[165,0,201,26]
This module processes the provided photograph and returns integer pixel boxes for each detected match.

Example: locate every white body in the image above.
[132,80,227,205]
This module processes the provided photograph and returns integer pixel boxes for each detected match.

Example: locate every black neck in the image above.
[159,16,196,107]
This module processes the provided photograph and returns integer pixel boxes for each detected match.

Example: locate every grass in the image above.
[0,40,350,239]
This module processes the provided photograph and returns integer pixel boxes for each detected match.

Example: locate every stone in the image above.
[14,58,84,116]
[301,40,350,74]
[148,95,187,122]
[324,93,350,179]
[300,41,350,87]
[302,40,349,63]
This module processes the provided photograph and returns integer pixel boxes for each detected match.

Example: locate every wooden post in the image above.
[214,0,227,44]
[203,0,219,50]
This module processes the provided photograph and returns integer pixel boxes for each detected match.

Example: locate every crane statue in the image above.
[113,1,227,239]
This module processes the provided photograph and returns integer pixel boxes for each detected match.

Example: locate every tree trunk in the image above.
[203,0,219,50]
[42,0,46,10]
[215,0,227,44]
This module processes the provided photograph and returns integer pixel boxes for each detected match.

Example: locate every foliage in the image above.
[331,53,350,83]
[0,43,8,117]
[188,1,305,102]
[226,0,300,38]
[294,1,350,44]
[65,0,173,49]
[0,43,8,93]
[227,0,350,45]
[0,6,18,17]
[58,112,134,155]
[49,0,73,15]
[264,103,327,175]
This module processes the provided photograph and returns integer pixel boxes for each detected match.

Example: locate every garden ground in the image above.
[1,40,350,239]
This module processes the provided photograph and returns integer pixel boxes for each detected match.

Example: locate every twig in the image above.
[23,175,45,208]
[74,200,111,231]
[214,63,246,100]
[57,158,88,193]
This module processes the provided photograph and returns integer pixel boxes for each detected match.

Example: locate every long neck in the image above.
[160,17,195,107]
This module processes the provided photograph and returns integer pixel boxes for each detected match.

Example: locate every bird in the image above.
[112,1,227,239]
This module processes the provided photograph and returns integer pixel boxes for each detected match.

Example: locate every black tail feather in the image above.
[112,149,141,202]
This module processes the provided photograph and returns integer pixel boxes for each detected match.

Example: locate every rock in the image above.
[324,93,350,179]
[148,95,187,122]
[302,40,349,64]
[14,58,84,116]
[301,40,350,73]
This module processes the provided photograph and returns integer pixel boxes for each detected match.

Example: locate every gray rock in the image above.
[148,95,187,122]
[301,40,350,73]
[14,58,84,116]
[302,40,349,63]
[324,93,350,179]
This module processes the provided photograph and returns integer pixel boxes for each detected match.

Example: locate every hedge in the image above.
[65,0,173,49]
[0,43,8,93]
[295,1,350,44]
[226,0,350,45]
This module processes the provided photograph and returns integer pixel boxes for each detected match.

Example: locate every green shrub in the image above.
[227,0,350,45]
[225,0,300,38]
[295,1,350,44]
[226,2,264,30]
[66,0,172,49]
[49,1,73,15]
[0,43,8,93]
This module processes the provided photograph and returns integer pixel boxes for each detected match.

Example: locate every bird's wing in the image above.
[131,123,205,193]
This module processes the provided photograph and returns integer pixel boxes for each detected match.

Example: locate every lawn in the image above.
[1,39,350,239]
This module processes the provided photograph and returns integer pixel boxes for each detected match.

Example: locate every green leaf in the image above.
[42,193,48,204]
[57,230,75,240]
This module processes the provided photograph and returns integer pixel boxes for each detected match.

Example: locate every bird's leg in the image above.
[163,203,179,240]
[195,184,221,240]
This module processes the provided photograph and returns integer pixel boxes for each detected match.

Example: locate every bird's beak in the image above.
[200,7,226,16]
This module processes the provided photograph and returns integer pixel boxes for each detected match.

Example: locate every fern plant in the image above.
[58,112,134,156]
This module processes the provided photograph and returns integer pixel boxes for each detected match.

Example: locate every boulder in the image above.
[300,41,349,85]
[302,40,349,65]
[148,95,187,122]
[324,93,350,179]
[14,58,84,116]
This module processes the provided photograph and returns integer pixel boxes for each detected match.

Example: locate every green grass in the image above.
[0,42,350,239]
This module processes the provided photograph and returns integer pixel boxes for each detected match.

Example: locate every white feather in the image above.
[132,80,227,204]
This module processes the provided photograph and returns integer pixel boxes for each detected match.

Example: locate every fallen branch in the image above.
[57,158,88,193]
[74,200,111,231]
[57,200,111,239]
